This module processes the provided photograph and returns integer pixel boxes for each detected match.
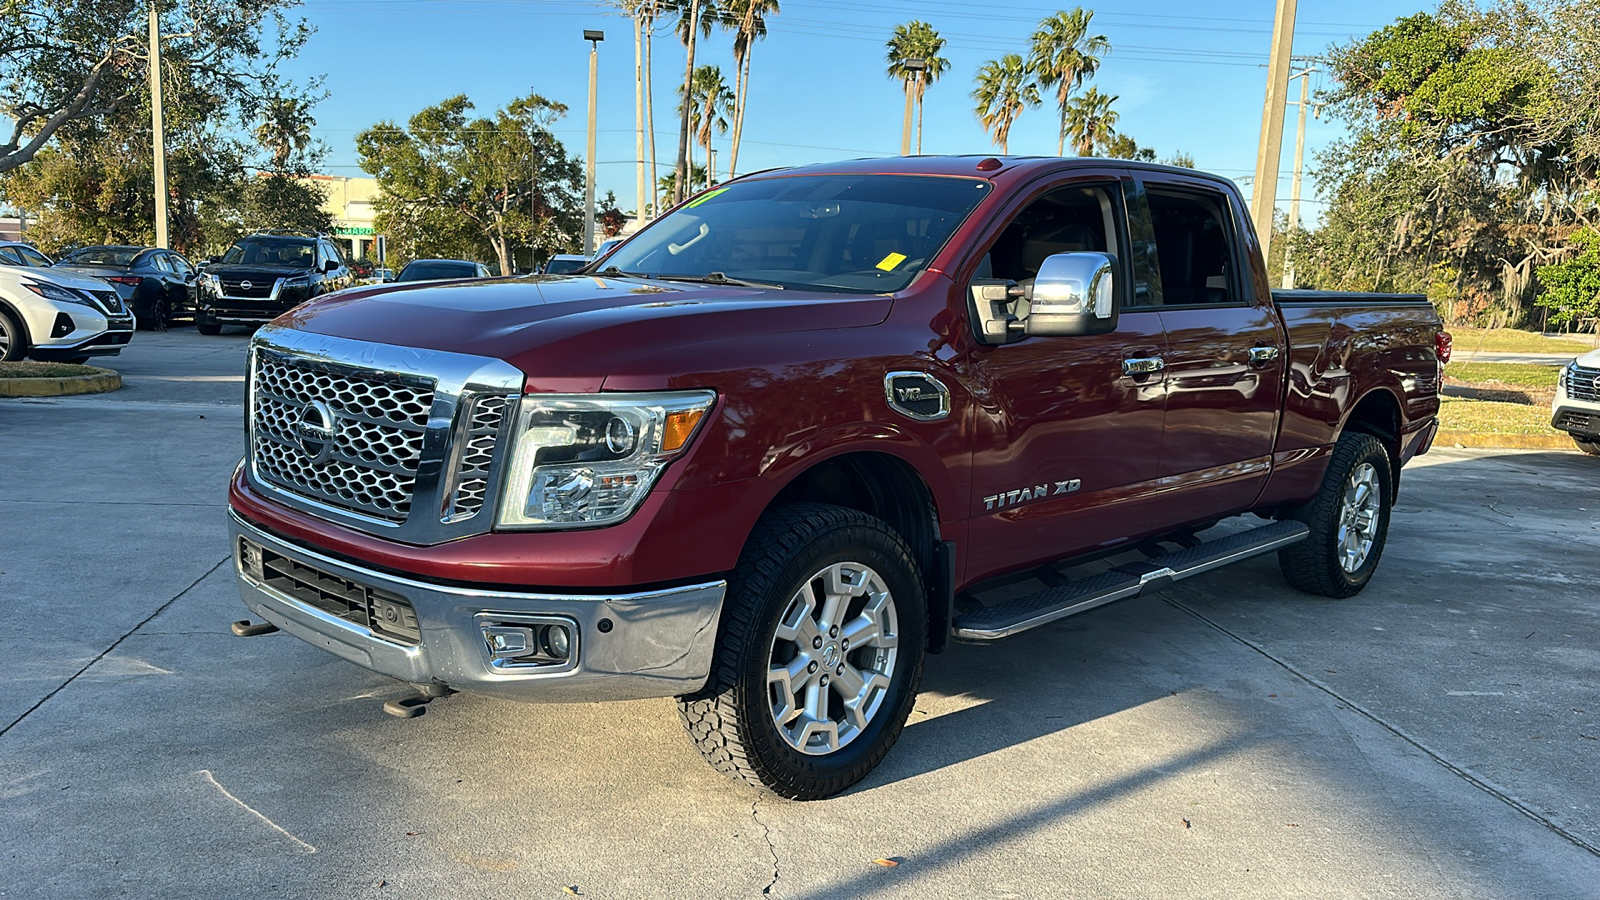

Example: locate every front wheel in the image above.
[0,310,25,362]
[1574,438,1600,457]
[1278,431,1394,598]
[195,313,222,336]
[677,503,927,800]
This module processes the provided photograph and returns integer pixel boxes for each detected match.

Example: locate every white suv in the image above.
[0,242,136,364]
[1553,349,1600,456]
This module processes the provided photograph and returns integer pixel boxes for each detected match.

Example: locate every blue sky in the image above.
[284,0,1424,224]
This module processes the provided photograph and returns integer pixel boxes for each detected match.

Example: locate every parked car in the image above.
[227,157,1446,800]
[373,268,396,283]
[542,254,589,274]
[1552,350,1600,455]
[394,259,492,283]
[196,231,352,335]
[0,241,135,363]
[593,237,626,259]
[54,245,199,331]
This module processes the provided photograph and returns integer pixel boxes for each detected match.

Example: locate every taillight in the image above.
[106,276,142,286]
[1435,331,1453,365]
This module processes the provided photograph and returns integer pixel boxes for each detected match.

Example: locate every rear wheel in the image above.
[1574,438,1600,457]
[1278,431,1394,598]
[677,503,927,800]
[0,310,26,362]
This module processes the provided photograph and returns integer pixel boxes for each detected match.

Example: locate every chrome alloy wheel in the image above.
[767,561,900,756]
[1338,462,1382,573]
[0,318,13,361]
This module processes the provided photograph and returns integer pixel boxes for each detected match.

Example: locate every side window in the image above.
[1146,188,1237,306]
[980,183,1117,286]
[151,253,174,273]
[0,247,24,266]
[17,247,53,268]
[321,241,344,267]
[170,254,193,275]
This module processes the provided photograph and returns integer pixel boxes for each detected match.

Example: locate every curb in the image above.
[0,367,123,397]
[1435,429,1578,451]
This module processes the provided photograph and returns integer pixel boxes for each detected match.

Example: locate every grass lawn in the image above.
[0,361,99,378]
[1438,396,1561,435]
[1448,326,1594,354]
[1444,362,1560,389]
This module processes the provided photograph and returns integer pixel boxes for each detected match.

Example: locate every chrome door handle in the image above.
[1248,346,1282,366]
[1122,357,1166,376]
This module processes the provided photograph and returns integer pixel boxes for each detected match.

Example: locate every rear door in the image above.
[1136,177,1285,521]
[960,167,1169,583]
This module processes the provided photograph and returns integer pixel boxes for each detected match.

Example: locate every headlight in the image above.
[201,273,221,293]
[1561,362,1576,391]
[21,281,93,307]
[282,275,310,289]
[496,390,716,530]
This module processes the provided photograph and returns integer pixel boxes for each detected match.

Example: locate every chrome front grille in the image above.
[446,394,511,521]
[245,326,525,543]
[1568,364,1599,403]
[251,353,435,522]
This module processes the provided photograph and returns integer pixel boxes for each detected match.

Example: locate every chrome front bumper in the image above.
[229,511,726,702]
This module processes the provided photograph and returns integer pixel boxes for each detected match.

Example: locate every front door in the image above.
[960,172,1168,584]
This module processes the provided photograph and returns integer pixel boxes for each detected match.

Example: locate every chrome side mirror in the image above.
[1025,252,1119,337]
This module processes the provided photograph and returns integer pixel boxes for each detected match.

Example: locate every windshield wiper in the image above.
[660,271,784,289]
[594,266,656,279]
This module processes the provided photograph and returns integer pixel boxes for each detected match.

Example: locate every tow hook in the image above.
[383,682,456,719]
[230,619,280,637]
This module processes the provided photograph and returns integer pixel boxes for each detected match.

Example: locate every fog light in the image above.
[542,624,571,660]
[51,313,74,338]
[238,538,264,580]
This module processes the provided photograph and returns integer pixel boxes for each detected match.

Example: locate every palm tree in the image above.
[679,65,735,185]
[971,53,1038,154]
[885,21,950,154]
[256,97,314,172]
[725,0,778,180]
[665,0,722,203]
[1063,87,1119,157]
[1028,8,1110,156]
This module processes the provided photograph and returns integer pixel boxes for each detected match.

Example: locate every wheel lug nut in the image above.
[820,675,829,686]
[812,636,823,649]
[829,626,839,637]
[836,665,844,676]
[808,661,818,673]
[840,639,849,650]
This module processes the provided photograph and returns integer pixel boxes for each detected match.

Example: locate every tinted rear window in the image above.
[397,262,478,282]
[61,247,141,266]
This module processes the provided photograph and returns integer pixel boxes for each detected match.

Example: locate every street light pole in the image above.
[899,58,926,156]
[149,1,169,249]
[1283,66,1314,289]
[583,29,604,256]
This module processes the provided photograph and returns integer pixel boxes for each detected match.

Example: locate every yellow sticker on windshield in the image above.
[685,188,728,208]
[876,252,908,272]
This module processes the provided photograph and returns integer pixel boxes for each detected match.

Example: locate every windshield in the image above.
[397,261,477,282]
[599,174,991,293]
[544,257,588,274]
[60,247,140,267]
[222,238,315,267]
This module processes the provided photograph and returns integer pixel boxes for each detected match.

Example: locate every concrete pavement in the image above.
[2,330,1599,899]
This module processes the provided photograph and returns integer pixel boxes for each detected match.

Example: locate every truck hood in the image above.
[278,274,892,389]
[207,262,313,279]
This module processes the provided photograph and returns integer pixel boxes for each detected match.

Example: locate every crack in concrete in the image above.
[1165,594,1600,860]
[0,556,229,739]
[753,799,779,895]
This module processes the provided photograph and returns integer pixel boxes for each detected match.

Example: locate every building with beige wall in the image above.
[306,175,383,261]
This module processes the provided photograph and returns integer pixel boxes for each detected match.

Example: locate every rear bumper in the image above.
[228,510,726,702]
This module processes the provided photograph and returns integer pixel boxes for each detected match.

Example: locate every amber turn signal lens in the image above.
[662,408,706,452]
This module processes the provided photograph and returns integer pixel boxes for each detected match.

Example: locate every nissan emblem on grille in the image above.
[295,400,338,464]
[241,280,253,291]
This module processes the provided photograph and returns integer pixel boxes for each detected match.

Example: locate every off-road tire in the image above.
[1574,437,1600,457]
[677,503,927,800]
[0,310,25,362]
[195,315,223,336]
[1278,431,1394,598]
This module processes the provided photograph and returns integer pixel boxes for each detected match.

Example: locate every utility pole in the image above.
[899,59,926,156]
[1283,66,1314,290]
[583,29,604,256]
[1250,0,1297,259]
[708,148,716,189]
[149,1,169,249]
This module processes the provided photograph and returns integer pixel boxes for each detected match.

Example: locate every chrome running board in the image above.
[951,520,1310,642]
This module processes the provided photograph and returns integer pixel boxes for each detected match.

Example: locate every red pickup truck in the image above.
[228,157,1447,799]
